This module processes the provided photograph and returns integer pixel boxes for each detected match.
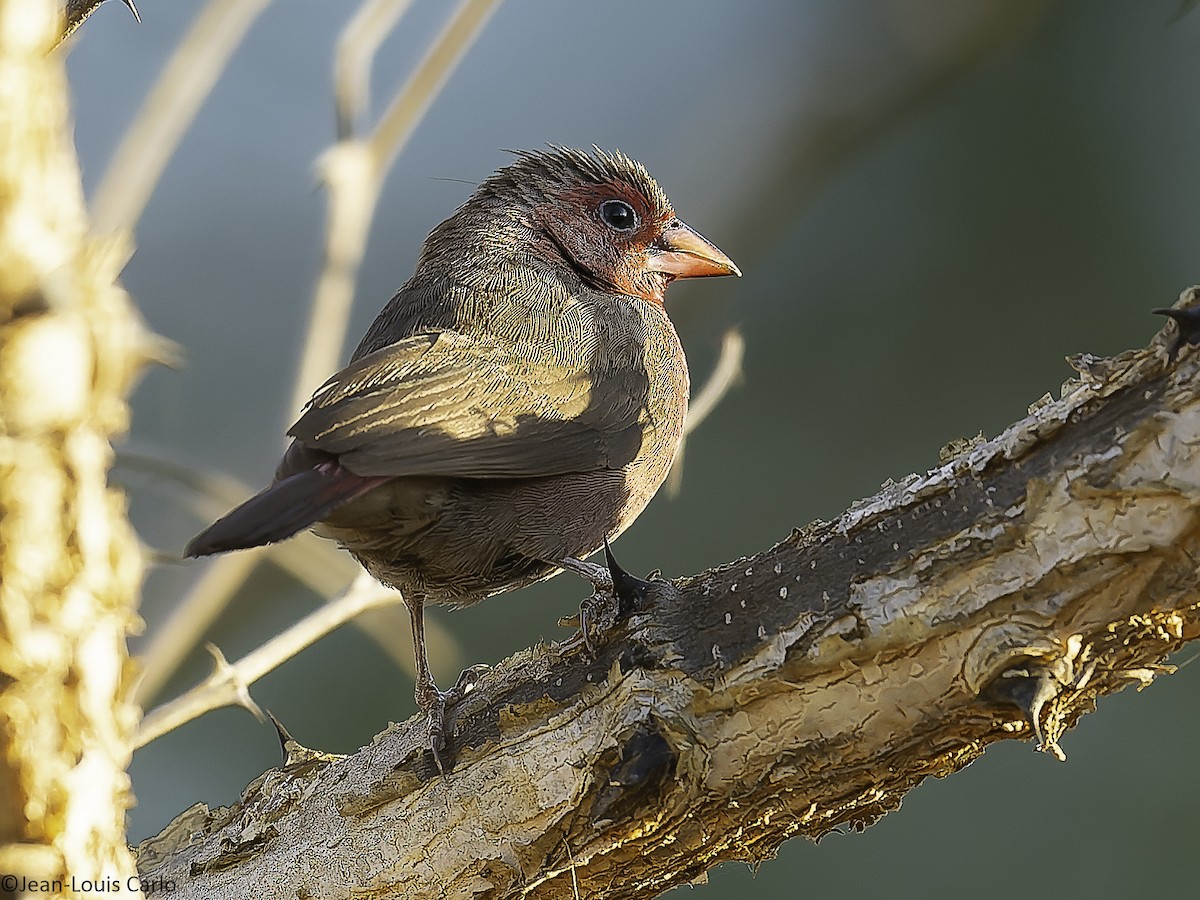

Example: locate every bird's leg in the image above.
[406,595,450,775]
[405,596,487,775]
[555,556,612,653]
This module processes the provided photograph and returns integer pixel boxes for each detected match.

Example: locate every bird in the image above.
[186,146,740,770]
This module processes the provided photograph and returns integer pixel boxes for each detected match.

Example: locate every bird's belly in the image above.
[317,432,680,607]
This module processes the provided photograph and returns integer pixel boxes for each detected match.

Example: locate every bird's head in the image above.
[451,146,740,305]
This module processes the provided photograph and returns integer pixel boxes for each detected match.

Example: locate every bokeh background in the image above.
[67,0,1200,895]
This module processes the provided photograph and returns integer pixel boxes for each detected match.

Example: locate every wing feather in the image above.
[288,330,646,478]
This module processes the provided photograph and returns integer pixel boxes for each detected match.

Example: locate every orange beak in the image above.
[646,220,741,279]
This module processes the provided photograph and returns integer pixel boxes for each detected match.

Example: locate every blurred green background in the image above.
[67,0,1200,896]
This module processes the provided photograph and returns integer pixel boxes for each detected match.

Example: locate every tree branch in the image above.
[136,293,1200,898]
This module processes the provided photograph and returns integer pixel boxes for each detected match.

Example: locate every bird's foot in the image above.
[415,665,488,775]
[413,681,448,774]
[557,541,654,652]
[557,556,613,591]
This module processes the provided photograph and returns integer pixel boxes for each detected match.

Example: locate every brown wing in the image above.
[287,330,647,478]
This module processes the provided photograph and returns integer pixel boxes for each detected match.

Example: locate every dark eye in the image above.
[599,199,638,232]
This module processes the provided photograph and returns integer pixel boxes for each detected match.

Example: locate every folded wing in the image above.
[289,330,647,479]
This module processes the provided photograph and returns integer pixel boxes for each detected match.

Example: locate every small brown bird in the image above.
[187,146,739,766]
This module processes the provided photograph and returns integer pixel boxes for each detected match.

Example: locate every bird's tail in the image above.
[184,466,387,557]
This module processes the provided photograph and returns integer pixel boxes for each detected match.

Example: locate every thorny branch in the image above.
[135,572,402,748]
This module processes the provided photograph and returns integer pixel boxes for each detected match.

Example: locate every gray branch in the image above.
[136,289,1200,899]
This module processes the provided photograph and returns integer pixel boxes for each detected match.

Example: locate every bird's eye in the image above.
[599,199,638,232]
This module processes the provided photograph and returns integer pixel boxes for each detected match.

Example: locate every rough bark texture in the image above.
[136,290,1200,898]
[0,1,145,896]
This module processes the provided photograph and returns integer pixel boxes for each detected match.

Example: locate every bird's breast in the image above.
[598,297,689,526]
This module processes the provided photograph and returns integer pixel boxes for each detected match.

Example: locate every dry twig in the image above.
[136,571,403,748]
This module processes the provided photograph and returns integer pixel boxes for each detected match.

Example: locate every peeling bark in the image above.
[136,290,1200,898]
[0,1,145,896]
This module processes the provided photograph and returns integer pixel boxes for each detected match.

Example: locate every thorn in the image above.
[1153,305,1200,358]
[267,710,305,765]
[266,709,341,767]
[267,708,294,750]
[604,539,651,618]
[137,329,185,369]
[121,0,141,23]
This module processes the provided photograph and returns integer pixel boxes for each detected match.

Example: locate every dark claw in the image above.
[419,665,488,776]
[604,539,652,618]
[122,0,141,22]
[1153,305,1200,358]
[415,686,451,777]
[447,664,489,703]
[421,691,449,776]
[577,594,603,654]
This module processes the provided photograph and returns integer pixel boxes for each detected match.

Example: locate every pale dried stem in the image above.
[121,451,353,705]
[135,571,402,748]
[335,0,415,139]
[288,140,376,419]
[288,0,502,414]
[668,327,745,494]
[366,0,500,171]
[684,327,745,435]
[1,0,143,882]
[90,0,275,239]
[135,550,267,706]
[127,0,495,720]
